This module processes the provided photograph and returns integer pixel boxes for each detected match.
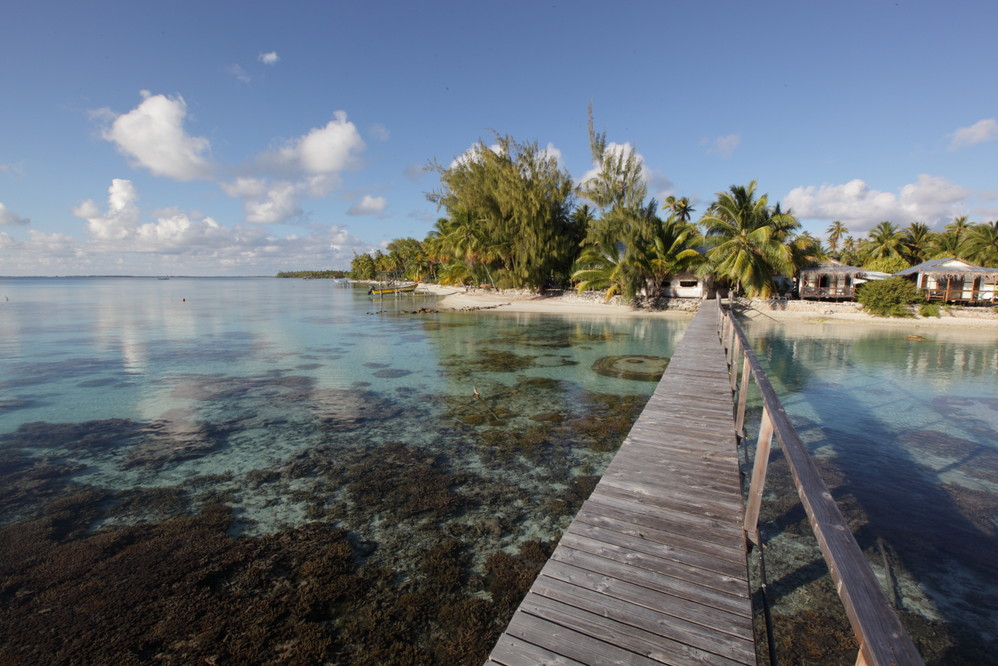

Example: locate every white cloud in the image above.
[449,142,503,169]
[784,174,971,233]
[260,110,365,175]
[258,51,279,65]
[6,179,374,274]
[370,124,390,141]
[578,142,673,201]
[948,118,998,151]
[702,134,741,158]
[226,63,252,83]
[101,91,213,181]
[0,202,30,226]
[347,195,387,216]
[74,179,141,240]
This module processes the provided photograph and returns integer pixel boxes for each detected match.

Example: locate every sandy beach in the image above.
[418,283,998,330]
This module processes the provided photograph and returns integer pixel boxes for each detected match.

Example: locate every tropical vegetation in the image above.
[344,111,997,302]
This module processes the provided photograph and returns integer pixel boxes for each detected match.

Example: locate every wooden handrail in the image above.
[716,299,924,666]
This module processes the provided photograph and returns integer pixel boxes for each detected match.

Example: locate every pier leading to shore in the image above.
[487,304,755,665]
[487,301,924,665]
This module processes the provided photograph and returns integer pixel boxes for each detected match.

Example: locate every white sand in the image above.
[418,283,998,330]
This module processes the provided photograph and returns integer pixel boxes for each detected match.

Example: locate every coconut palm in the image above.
[631,214,703,300]
[699,181,800,298]
[571,240,628,301]
[902,222,933,263]
[965,221,998,267]
[826,221,848,253]
[862,221,909,265]
[663,196,696,224]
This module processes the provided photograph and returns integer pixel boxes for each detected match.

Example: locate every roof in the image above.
[895,257,998,279]
[800,259,889,280]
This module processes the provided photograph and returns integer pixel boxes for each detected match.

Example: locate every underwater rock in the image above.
[591,355,670,381]
[372,368,412,378]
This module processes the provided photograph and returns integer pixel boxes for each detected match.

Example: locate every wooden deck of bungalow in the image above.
[487,305,756,665]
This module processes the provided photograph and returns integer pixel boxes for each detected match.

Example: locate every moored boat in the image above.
[368,281,418,295]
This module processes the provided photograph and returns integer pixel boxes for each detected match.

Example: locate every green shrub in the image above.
[856,277,919,317]
[919,302,941,318]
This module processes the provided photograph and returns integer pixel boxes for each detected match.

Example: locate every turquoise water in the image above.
[740,315,998,662]
[0,277,688,663]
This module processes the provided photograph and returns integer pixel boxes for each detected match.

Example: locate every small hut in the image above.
[895,257,998,303]
[798,260,888,300]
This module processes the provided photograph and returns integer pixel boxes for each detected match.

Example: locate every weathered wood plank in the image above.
[487,305,756,665]
[530,575,757,664]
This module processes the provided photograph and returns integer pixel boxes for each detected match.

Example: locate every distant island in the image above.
[275,270,349,279]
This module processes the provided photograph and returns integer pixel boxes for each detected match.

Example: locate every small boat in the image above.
[368,281,418,295]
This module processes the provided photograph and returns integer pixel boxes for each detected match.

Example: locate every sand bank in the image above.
[417,283,998,330]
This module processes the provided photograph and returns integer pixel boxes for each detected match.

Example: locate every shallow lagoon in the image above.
[2,278,995,663]
[740,315,998,663]
[0,277,687,663]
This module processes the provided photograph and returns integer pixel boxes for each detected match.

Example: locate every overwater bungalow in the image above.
[895,257,998,304]
[798,260,889,300]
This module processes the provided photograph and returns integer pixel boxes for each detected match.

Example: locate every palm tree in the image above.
[571,240,628,301]
[663,196,695,224]
[826,221,848,253]
[699,180,800,298]
[965,221,998,267]
[631,215,703,300]
[863,222,907,262]
[902,222,933,263]
[945,215,971,244]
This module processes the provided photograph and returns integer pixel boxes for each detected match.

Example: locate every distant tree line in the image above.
[276,270,349,279]
[351,108,996,300]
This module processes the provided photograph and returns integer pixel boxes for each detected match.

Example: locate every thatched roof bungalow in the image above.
[895,257,998,304]
[799,260,889,300]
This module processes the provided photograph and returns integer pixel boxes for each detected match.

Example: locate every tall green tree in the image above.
[578,105,648,248]
[965,221,998,267]
[664,196,696,224]
[862,221,910,266]
[427,134,577,290]
[699,181,800,297]
[902,222,933,263]
[826,220,848,253]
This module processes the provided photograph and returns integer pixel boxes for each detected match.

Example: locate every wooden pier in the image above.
[487,305,755,665]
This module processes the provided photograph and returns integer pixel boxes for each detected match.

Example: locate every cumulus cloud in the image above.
[449,142,503,169]
[369,124,390,141]
[101,91,213,181]
[578,142,673,201]
[11,178,374,274]
[784,174,971,232]
[0,202,30,226]
[948,118,998,151]
[259,110,365,175]
[0,163,25,177]
[74,179,141,240]
[347,195,387,216]
[702,134,741,158]
[258,51,279,65]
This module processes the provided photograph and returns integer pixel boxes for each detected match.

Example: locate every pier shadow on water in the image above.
[744,329,998,664]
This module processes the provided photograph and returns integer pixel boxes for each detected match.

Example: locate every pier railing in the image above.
[716,299,924,666]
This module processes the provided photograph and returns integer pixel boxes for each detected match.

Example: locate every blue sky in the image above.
[1,0,996,275]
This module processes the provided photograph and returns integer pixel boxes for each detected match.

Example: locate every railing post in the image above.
[734,355,751,438]
[744,406,774,546]
[729,334,741,391]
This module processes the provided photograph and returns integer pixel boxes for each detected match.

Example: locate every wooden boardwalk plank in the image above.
[487,305,756,665]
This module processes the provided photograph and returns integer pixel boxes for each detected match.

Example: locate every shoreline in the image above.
[416,283,998,330]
